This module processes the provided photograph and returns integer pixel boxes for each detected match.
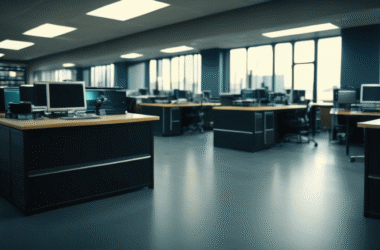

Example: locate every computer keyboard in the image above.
[60,114,100,120]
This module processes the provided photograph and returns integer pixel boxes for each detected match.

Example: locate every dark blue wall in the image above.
[341,24,380,90]
[114,62,128,89]
[201,49,222,98]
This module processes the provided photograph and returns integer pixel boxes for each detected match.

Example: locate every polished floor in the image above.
[1,131,380,250]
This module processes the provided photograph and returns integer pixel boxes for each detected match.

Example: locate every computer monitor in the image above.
[241,89,254,99]
[177,90,187,99]
[360,84,380,104]
[139,88,148,95]
[46,81,86,113]
[292,90,306,103]
[19,85,34,103]
[33,82,48,108]
[86,89,126,114]
[254,88,267,100]
[338,90,357,104]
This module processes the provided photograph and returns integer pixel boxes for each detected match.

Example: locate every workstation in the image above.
[2,1,380,249]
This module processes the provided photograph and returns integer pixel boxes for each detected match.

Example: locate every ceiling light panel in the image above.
[23,23,77,38]
[262,23,339,38]
[121,53,143,59]
[87,0,170,21]
[63,63,75,67]
[0,40,34,50]
[0,53,4,58]
[161,46,194,53]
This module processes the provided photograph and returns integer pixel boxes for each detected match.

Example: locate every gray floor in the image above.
[1,131,380,250]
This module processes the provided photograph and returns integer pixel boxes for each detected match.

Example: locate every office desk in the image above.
[0,113,4,118]
[138,102,221,136]
[212,105,307,152]
[358,119,380,219]
[0,114,159,215]
[330,109,380,156]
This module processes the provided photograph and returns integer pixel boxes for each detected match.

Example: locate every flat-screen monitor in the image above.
[19,85,34,104]
[177,90,187,99]
[254,88,267,100]
[33,82,48,108]
[46,81,86,112]
[139,88,148,95]
[293,90,306,103]
[86,89,126,114]
[241,89,254,99]
[360,84,380,104]
[338,90,357,104]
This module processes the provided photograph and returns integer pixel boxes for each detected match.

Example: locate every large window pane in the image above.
[150,60,157,91]
[171,57,179,90]
[162,59,170,91]
[185,55,194,91]
[294,63,314,100]
[317,37,342,102]
[275,43,292,93]
[179,56,185,90]
[230,48,247,93]
[294,40,315,63]
[247,45,273,91]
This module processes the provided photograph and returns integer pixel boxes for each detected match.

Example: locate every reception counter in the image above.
[0,113,159,215]
[212,105,307,152]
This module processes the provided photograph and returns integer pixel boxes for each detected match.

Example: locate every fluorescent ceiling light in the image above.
[262,23,339,38]
[63,63,75,67]
[23,23,77,38]
[0,53,4,58]
[121,53,143,59]
[87,0,170,21]
[0,39,34,50]
[161,46,194,53]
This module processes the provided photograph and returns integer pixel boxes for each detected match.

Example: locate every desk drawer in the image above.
[28,157,152,211]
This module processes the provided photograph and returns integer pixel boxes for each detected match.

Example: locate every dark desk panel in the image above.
[0,114,157,215]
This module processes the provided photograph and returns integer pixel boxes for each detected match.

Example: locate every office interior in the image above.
[2,0,380,249]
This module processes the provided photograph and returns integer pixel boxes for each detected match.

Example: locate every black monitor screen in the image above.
[20,85,34,103]
[241,89,254,99]
[49,84,85,108]
[177,90,187,99]
[362,86,380,102]
[34,84,47,106]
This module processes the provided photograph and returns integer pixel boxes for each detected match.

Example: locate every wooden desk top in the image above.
[212,105,306,112]
[311,103,333,107]
[0,113,4,118]
[332,110,380,117]
[358,119,380,129]
[137,102,221,108]
[0,113,160,130]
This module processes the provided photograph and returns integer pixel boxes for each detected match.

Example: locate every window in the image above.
[317,37,342,102]
[171,57,179,90]
[150,60,157,91]
[149,54,201,93]
[230,48,247,93]
[248,45,273,91]
[34,68,77,82]
[275,43,292,93]
[90,64,114,87]
[294,40,315,100]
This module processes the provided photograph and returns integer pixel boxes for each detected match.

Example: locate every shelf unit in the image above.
[0,63,26,86]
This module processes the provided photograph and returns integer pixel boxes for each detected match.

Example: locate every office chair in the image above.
[183,105,205,133]
[284,103,318,147]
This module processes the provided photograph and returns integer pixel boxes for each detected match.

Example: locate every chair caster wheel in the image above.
[314,143,318,147]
